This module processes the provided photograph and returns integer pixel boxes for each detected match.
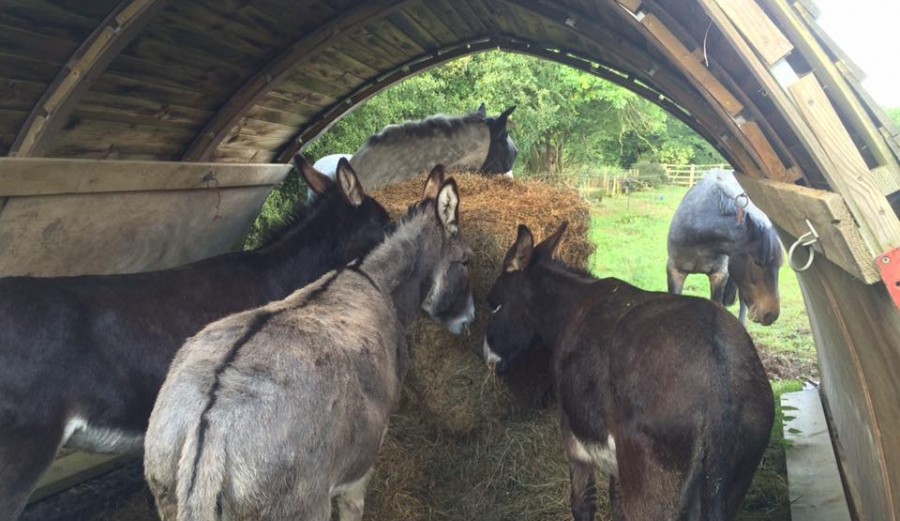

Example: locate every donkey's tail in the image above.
[175,418,225,521]
[723,275,738,307]
[676,422,728,521]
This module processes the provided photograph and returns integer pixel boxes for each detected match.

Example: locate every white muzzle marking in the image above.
[482,338,502,366]
[446,294,475,335]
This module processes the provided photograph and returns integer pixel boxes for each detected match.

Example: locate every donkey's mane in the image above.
[711,185,783,267]
[364,111,486,147]
[256,186,342,249]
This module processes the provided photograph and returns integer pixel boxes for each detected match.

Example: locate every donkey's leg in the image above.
[738,296,748,325]
[0,424,64,521]
[336,468,373,521]
[666,260,687,295]
[562,423,598,521]
[568,459,597,521]
[608,476,626,521]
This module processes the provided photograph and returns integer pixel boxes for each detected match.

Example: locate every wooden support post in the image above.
[689,164,696,186]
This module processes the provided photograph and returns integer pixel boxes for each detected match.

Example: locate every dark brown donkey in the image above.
[483,222,774,521]
[0,157,391,521]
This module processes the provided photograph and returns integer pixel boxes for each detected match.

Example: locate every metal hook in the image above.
[788,219,819,272]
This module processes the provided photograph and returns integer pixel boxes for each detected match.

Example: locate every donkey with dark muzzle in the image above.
[483,222,774,520]
[0,156,390,521]
[144,165,473,521]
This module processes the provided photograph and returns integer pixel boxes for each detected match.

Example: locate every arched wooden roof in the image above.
[3,0,900,518]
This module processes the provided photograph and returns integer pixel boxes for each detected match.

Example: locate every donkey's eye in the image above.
[491,304,502,314]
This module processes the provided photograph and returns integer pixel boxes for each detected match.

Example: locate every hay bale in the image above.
[365,174,597,521]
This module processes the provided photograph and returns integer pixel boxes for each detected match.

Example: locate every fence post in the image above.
[689,164,696,186]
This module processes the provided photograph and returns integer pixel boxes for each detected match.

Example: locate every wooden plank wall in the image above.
[0,158,289,276]
[794,248,900,521]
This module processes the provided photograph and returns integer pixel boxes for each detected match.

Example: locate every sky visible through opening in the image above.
[816,0,900,108]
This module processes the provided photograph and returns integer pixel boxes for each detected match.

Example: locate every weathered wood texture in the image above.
[737,174,879,283]
[793,248,900,521]
[10,0,170,157]
[0,158,288,277]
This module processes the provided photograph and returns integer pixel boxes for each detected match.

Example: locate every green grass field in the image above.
[587,184,818,381]
[585,184,817,520]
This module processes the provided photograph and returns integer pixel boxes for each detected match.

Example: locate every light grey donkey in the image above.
[144,165,474,521]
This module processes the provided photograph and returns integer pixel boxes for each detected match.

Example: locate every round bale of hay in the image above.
[365,173,596,521]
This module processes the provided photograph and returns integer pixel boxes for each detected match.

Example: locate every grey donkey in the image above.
[144,165,474,521]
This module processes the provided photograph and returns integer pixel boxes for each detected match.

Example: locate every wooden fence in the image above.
[660,163,730,186]
[578,168,638,198]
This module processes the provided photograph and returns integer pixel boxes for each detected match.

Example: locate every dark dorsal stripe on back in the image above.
[184,247,376,499]
[185,311,273,501]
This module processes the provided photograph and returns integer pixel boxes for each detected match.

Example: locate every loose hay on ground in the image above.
[366,174,596,521]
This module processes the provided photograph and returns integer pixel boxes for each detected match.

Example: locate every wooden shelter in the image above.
[1,0,899,518]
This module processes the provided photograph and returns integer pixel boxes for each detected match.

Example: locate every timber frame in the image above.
[2,0,900,518]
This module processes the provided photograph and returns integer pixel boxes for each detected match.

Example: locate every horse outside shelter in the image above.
[666,169,783,325]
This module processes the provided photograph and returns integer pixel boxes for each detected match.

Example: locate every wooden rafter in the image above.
[181,0,416,162]
[9,0,169,157]
[277,36,734,166]
[277,37,501,162]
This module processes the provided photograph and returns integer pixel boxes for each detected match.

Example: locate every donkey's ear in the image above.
[476,103,487,117]
[294,154,333,195]
[497,106,516,127]
[422,164,445,202]
[335,158,365,207]
[503,224,534,272]
[535,221,568,261]
[435,178,460,235]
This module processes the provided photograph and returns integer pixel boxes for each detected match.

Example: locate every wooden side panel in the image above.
[0,187,273,277]
[795,248,900,521]
[0,159,289,277]
[0,158,289,196]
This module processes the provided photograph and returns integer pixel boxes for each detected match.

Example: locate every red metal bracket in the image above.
[877,248,900,310]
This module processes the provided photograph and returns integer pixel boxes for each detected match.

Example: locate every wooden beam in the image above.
[715,0,793,66]
[0,157,290,197]
[639,13,744,118]
[9,0,169,157]
[697,0,900,266]
[181,0,415,162]
[737,173,880,283]
[278,38,500,162]
[759,0,898,170]
[739,120,793,182]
